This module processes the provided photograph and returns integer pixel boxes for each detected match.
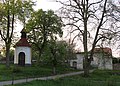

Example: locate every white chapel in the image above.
[14,29,31,66]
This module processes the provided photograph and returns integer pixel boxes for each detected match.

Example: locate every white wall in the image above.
[14,46,31,65]
[70,60,77,67]
[76,54,84,69]
[70,53,113,70]
[98,57,113,70]
[105,58,113,70]
[93,53,113,70]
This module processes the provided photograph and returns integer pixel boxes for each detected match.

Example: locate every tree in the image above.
[26,9,63,64]
[57,0,110,76]
[42,40,76,75]
[0,0,34,68]
[49,41,60,75]
[56,40,76,63]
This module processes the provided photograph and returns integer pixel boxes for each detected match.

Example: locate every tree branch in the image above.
[90,0,108,61]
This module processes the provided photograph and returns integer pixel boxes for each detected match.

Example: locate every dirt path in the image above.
[0,70,94,86]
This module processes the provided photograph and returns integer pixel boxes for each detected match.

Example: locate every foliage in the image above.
[40,40,76,74]
[55,40,76,62]
[26,9,63,63]
[43,41,75,63]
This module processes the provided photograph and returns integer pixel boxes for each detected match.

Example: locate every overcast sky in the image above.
[33,0,61,11]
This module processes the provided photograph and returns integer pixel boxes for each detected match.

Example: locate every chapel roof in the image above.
[14,28,31,47]
[15,38,31,47]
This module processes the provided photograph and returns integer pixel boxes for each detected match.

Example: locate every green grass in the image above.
[0,63,79,81]
[89,70,120,82]
[7,70,120,86]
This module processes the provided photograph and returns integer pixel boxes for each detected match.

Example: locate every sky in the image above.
[33,0,61,11]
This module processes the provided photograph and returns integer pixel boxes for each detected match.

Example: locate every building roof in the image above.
[15,28,31,47]
[76,47,112,55]
[93,47,112,54]
[15,38,31,47]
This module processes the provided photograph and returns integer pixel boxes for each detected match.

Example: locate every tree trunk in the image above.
[34,49,41,66]
[83,31,90,77]
[6,43,10,68]
[53,66,56,75]
[52,56,57,75]
[83,5,89,76]
[83,39,89,77]
[83,54,89,77]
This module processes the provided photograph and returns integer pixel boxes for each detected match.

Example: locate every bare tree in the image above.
[56,0,110,77]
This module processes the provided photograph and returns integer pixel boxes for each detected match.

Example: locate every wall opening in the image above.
[18,52,25,66]
[73,61,77,69]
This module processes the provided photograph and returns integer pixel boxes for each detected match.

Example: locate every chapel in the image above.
[14,29,31,66]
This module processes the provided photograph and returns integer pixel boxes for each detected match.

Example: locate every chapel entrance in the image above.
[73,61,77,69]
[18,52,25,66]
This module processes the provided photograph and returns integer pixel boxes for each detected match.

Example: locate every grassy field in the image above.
[7,70,120,86]
[0,63,79,81]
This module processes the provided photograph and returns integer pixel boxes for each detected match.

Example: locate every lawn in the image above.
[0,63,79,81]
[7,70,120,86]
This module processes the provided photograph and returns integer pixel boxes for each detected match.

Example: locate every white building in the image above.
[70,53,84,69]
[70,48,113,70]
[14,29,31,66]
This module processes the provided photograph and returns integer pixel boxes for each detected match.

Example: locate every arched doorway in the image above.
[18,52,25,66]
[73,61,77,69]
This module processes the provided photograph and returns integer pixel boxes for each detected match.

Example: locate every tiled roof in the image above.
[15,38,31,47]
[93,47,112,54]
[76,47,112,55]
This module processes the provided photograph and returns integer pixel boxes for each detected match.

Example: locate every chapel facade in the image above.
[14,29,31,66]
